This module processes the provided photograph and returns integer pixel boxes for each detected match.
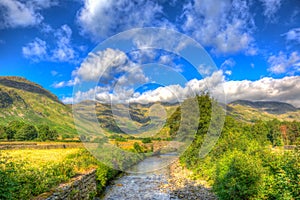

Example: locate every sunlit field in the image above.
[3,148,81,167]
[0,147,118,200]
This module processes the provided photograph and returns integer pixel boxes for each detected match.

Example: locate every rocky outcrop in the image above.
[0,88,26,108]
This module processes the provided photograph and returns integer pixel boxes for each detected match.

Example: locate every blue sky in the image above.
[0,0,300,106]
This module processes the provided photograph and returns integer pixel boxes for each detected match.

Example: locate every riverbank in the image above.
[162,160,217,200]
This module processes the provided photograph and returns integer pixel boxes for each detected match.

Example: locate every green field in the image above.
[0,147,118,200]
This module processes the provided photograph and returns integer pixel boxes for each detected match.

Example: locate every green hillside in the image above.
[0,76,77,139]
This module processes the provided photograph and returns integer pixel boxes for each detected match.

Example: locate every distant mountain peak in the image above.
[229,99,297,114]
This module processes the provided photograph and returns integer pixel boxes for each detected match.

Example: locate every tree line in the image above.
[0,121,58,141]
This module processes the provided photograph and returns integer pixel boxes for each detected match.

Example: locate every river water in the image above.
[101,153,178,200]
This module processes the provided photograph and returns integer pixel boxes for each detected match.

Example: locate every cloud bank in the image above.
[63,69,300,108]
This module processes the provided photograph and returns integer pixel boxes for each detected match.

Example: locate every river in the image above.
[101,153,178,200]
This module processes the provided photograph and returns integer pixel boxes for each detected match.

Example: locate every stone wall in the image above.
[0,143,83,150]
[35,169,97,200]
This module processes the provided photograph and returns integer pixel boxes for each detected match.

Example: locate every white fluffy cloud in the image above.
[75,0,265,56]
[0,0,56,29]
[283,28,300,44]
[62,86,110,104]
[77,0,171,41]
[52,77,80,89]
[181,0,255,54]
[22,38,47,61]
[75,48,149,87]
[66,48,149,96]
[22,24,78,63]
[259,0,282,20]
[51,25,76,62]
[268,51,300,74]
[76,48,128,82]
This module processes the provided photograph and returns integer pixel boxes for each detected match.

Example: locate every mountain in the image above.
[73,100,179,138]
[227,100,300,122]
[2,76,299,140]
[0,76,77,138]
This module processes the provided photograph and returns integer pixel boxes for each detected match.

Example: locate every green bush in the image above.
[261,149,300,199]
[141,137,152,143]
[214,151,265,200]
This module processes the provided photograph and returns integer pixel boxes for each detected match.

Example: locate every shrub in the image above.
[214,151,265,200]
[141,137,152,144]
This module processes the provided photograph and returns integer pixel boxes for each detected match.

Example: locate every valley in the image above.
[0,77,299,200]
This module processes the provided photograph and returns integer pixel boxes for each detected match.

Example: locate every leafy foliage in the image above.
[214,151,265,199]
[177,94,300,200]
[14,124,38,141]
[0,121,58,141]
[37,124,58,141]
[141,137,152,143]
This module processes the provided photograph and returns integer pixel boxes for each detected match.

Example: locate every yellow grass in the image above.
[1,148,82,167]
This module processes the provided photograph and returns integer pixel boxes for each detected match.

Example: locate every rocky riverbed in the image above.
[163,161,217,200]
[101,154,216,200]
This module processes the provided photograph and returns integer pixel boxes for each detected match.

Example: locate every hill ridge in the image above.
[0,76,61,104]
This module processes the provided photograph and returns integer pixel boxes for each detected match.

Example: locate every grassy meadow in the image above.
[0,147,118,200]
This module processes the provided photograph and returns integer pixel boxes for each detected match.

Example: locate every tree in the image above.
[0,125,7,140]
[252,120,270,145]
[5,121,25,140]
[267,119,283,146]
[48,129,58,141]
[37,125,50,141]
[37,125,58,141]
[14,124,38,141]
[133,142,142,153]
